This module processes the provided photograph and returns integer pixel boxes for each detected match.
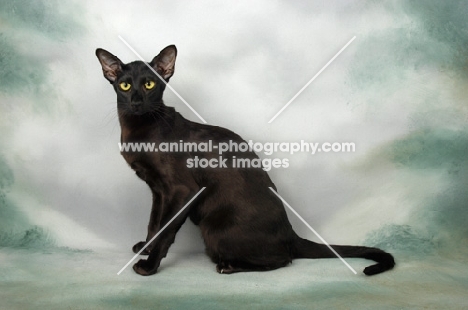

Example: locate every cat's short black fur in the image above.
[96,45,395,276]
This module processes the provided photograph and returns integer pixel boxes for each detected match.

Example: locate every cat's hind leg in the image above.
[216,259,290,274]
[216,261,240,274]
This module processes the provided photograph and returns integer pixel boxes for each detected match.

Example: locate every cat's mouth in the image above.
[129,103,147,115]
[131,110,147,116]
[118,101,166,117]
[119,107,148,116]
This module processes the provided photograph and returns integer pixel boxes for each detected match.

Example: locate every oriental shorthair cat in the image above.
[95,45,395,276]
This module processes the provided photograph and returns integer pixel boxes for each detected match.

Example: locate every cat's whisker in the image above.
[149,108,174,131]
[102,107,119,126]
[101,105,118,118]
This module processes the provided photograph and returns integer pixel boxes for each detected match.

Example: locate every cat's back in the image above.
[175,113,246,144]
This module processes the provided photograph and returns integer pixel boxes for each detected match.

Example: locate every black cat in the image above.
[96,45,395,276]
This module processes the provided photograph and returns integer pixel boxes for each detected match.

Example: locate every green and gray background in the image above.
[1,1,467,309]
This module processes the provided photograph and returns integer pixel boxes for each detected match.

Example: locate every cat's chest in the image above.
[119,127,187,183]
[120,148,176,188]
[119,136,167,167]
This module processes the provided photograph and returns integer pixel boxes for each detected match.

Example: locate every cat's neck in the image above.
[118,104,177,142]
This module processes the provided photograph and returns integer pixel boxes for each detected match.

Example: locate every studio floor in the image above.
[1,248,466,309]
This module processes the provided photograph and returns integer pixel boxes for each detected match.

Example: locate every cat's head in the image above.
[96,45,177,116]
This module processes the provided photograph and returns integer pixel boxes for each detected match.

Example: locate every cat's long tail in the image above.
[292,237,395,276]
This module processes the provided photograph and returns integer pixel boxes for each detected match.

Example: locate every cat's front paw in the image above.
[132,241,151,255]
[133,259,157,276]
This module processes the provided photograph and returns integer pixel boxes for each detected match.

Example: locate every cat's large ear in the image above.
[95,48,124,83]
[150,45,177,81]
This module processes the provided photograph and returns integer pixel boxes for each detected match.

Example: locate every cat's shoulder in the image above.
[175,113,244,143]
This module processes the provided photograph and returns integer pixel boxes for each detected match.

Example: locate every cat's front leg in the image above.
[132,193,161,255]
[132,211,187,276]
[133,187,194,276]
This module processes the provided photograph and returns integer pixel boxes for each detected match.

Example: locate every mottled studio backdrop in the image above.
[1,1,468,309]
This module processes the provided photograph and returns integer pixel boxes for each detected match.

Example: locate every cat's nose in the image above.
[131,92,143,102]
[130,102,144,113]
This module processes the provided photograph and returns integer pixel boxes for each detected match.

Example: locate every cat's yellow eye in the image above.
[144,81,155,90]
[119,82,131,91]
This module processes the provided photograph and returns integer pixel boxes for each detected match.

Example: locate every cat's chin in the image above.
[126,110,148,116]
